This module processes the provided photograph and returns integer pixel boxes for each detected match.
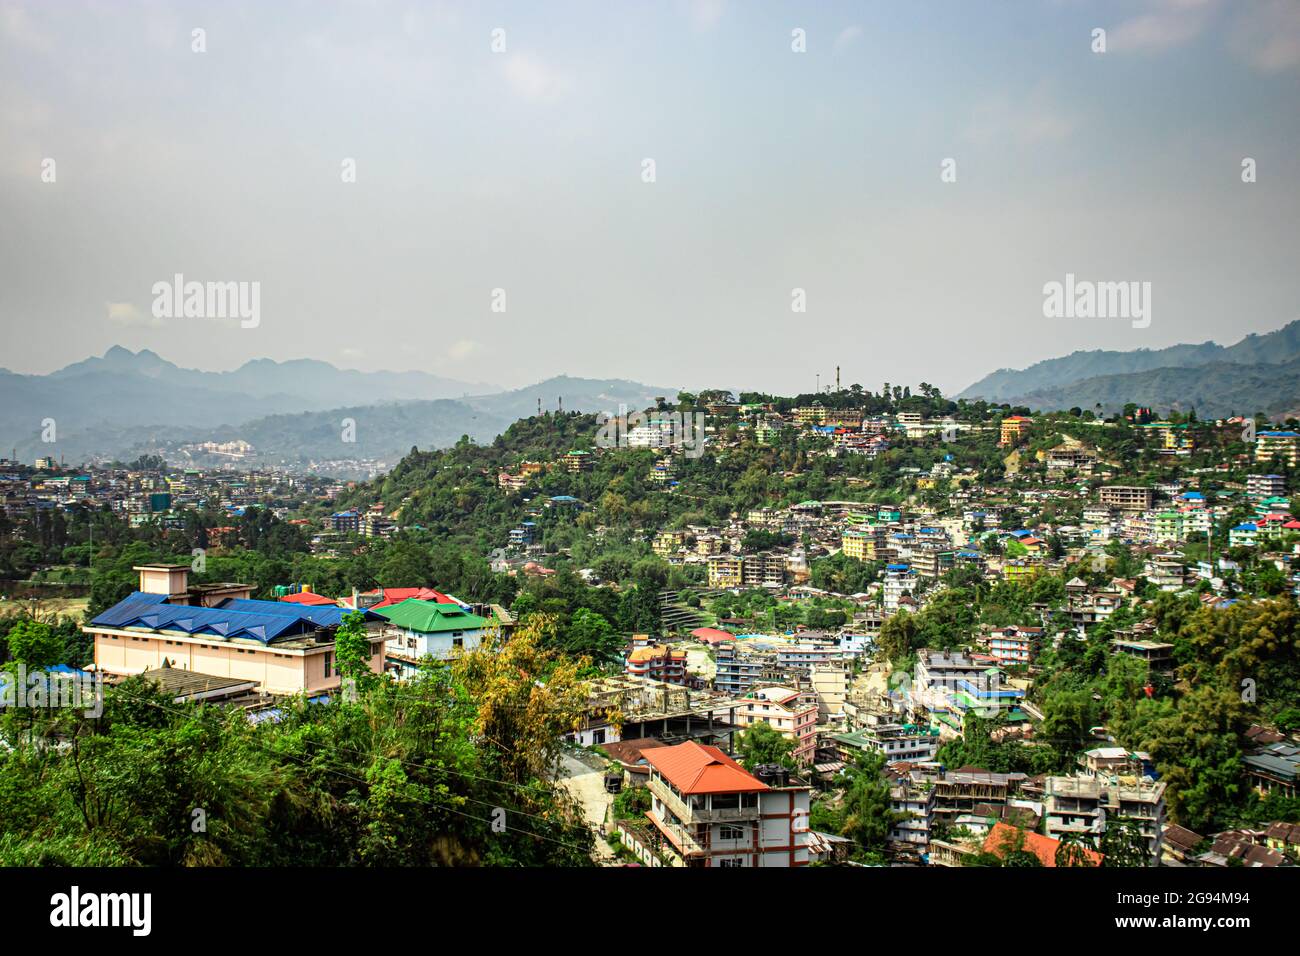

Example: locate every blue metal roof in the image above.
[89,592,351,644]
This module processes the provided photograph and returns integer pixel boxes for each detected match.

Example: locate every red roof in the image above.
[690,627,734,645]
[369,587,456,609]
[278,591,339,607]
[642,741,768,795]
[982,822,1102,867]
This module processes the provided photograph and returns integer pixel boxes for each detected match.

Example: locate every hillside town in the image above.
[5,390,1300,871]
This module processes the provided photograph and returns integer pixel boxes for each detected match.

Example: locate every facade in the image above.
[376,599,489,661]
[1256,431,1299,467]
[1044,775,1167,862]
[86,565,386,696]
[1099,485,1154,511]
[728,686,818,766]
[707,554,743,589]
[643,742,812,867]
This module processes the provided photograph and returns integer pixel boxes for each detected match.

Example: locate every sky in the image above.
[2,0,1299,396]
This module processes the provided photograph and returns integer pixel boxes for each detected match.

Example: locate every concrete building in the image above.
[641,742,812,867]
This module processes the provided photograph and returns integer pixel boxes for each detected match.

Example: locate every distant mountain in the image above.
[1004,357,1300,421]
[0,348,679,472]
[957,320,1300,417]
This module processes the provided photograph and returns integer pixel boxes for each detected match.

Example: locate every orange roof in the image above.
[642,741,769,795]
[628,645,685,663]
[982,822,1102,867]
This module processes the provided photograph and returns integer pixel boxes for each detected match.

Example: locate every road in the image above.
[557,751,617,863]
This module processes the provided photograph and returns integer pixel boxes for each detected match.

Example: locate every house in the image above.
[374,598,489,666]
[639,741,812,867]
[983,625,1041,666]
[728,686,818,766]
[981,822,1102,867]
[1161,824,1205,865]
[85,564,386,696]
[626,641,689,685]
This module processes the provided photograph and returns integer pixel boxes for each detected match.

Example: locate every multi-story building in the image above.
[741,551,787,589]
[625,642,690,685]
[999,415,1032,446]
[834,719,941,765]
[1044,775,1167,862]
[1099,485,1154,511]
[882,564,915,613]
[325,509,361,533]
[563,449,594,473]
[983,625,1041,666]
[642,742,812,867]
[707,554,743,588]
[1247,473,1288,501]
[728,686,818,766]
[1256,431,1300,467]
[713,641,765,696]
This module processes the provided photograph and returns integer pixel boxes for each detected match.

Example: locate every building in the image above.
[375,598,489,664]
[626,641,690,685]
[999,416,1032,447]
[1099,485,1154,511]
[834,720,941,765]
[641,741,812,867]
[1247,474,1287,500]
[1256,431,1299,467]
[729,686,818,766]
[325,510,361,533]
[707,554,743,589]
[1110,638,1175,673]
[1044,775,1167,862]
[981,822,1102,867]
[713,641,765,696]
[983,625,1041,666]
[563,449,594,473]
[86,564,386,696]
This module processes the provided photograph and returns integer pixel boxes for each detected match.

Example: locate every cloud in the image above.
[448,339,479,360]
[684,0,725,32]
[106,302,161,328]
[500,54,571,102]
[965,90,1077,147]
[833,25,864,53]
[1110,0,1217,53]
[0,3,52,53]
[1229,0,1300,72]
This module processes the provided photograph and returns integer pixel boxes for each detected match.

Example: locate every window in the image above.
[719,824,745,841]
[718,858,744,868]
[323,652,332,677]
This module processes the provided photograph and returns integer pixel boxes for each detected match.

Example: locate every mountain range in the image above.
[0,348,678,473]
[957,320,1300,419]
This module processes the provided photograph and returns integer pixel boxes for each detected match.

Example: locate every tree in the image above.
[837,752,901,860]
[1100,817,1150,868]
[333,610,376,696]
[735,721,795,770]
[4,618,62,669]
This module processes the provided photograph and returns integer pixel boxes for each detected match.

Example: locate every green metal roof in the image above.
[375,599,488,634]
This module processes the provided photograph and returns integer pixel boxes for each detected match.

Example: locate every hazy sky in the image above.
[2,0,1299,395]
